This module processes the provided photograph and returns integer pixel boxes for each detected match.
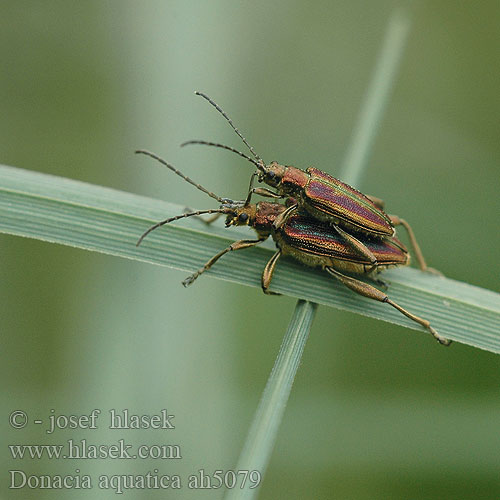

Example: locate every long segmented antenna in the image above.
[180,140,263,171]
[135,149,226,203]
[136,208,227,247]
[194,91,263,165]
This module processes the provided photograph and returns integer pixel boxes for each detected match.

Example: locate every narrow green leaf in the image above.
[225,300,317,499]
[1,164,499,353]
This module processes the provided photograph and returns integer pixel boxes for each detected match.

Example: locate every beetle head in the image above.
[222,202,257,228]
[259,161,286,188]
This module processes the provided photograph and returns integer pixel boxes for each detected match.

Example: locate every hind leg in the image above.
[324,267,451,345]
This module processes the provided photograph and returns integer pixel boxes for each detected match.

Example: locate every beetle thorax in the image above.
[279,165,309,195]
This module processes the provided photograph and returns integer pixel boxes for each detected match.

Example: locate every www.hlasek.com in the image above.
[9,469,262,493]
[9,439,181,460]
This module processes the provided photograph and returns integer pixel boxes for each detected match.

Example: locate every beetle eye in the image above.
[238,213,249,223]
[268,171,276,179]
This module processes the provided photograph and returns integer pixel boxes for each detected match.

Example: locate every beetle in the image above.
[181,92,432,273]
[135,149,451,346]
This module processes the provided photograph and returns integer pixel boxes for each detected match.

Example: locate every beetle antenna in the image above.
[135,149,226,203]
[136,208,227,246]
[180,140,263,171]
[194,91,264,165]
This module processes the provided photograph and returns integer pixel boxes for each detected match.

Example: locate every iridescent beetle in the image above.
[135,150,451,346]
[181,92,431,274]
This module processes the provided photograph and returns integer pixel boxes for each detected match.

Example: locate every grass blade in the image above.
[340,5,411,187]
[225,300,317,499]
[1,164,499,353]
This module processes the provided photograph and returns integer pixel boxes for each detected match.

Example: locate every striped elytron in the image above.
[182,92,430,274]
[135,150,451,346]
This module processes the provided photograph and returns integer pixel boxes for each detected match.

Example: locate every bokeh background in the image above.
[1,1,499,499]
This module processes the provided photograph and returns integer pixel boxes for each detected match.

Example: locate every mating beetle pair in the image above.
[136,94,450,346]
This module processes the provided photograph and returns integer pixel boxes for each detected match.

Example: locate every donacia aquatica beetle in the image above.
[135,149,451,346]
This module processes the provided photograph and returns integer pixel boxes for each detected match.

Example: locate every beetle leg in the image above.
[365,195,385,210]
[388,215,441,274]
[332,225,378,273]
[272,203,298,230]
[389,215,425,270]
[261,249,282,295]
[244,186,282,206]
[324,266,451,345]
[182,237,267,287]
[252,187,282,198]
[243,172,258,205]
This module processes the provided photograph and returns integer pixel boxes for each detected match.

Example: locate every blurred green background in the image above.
[1,1,499,499]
